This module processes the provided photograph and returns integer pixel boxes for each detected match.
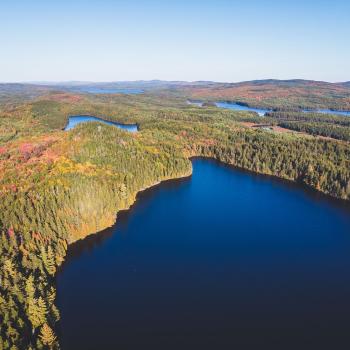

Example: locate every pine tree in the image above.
[47,287,56,306]
[27,297,47,331]
[4,259,16,279]
[39,323,56,347]
[40,246,56,276]
[25,275,35,298]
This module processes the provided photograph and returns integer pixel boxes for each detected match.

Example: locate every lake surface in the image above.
[64,115,138,132]
[215,101,269,116]
[188,100,350,117]
[57,159,350,350]
[187,100,269,116]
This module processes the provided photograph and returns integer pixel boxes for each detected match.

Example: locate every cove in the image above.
[64,115,138,132]
[57,159,350,350]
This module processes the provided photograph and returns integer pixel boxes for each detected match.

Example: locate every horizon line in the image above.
[1,78,349,85]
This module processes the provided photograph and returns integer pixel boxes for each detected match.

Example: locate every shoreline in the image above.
[68,154,350,247]
[62,114,140,131]
[65,155,349,251]
[67,167,193,246]
[191,156,350,207]
[54,157,349,348]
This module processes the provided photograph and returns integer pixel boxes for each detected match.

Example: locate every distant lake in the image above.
[187,100,270,116]
[303,109,350,117]
[64,115,138,132]
[188,100,350,117]
[57,158,350,350]
[215,101,269,116]
[72,87,144,94]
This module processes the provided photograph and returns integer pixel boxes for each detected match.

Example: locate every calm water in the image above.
[188,100,350,117]
[187,100,269,115]
[215,101,269,116]
[57,159,350,350]
[64,115,138,132]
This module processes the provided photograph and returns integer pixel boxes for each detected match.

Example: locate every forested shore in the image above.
[0,92,349,349]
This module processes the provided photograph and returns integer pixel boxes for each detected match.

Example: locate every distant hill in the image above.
[181,79,350,111]
[0,83,56,103]
[1,79,350,110]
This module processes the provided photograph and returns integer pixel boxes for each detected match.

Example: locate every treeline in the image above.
[190,130,350,199]
[237,98,350,112]
[136,115,350,200]
[277,121,350,142]
[266,110,350,127]
[148,121,350,200]
[265,111,350,141]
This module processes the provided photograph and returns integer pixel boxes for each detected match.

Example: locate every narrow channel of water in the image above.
[187,100,350,117]
[64,115,138,132]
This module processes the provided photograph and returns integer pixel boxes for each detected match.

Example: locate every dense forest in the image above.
[0,88,349,349]
[264,111,350,141]
[182,79,350,111]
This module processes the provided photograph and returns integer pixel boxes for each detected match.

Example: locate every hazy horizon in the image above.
[1,78,350,85]
[1,0,350,82]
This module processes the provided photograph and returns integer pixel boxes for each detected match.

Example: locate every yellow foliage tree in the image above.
[39,323,56,347]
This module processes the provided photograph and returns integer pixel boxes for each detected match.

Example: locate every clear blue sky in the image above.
[1,0,349,82]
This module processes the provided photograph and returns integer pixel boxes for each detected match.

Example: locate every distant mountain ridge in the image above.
[3,79,350,87]
[1,79,350,110]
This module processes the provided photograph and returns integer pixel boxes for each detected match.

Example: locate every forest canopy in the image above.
[0,85,349,349]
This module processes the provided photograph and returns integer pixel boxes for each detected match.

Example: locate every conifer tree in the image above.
[27,297,47,331]
[39,323,56,347]
[40,246,56,276]
[25,275,35,298]
[4,259,16,279]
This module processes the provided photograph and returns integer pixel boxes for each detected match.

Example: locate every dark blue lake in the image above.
[64,115,138,132]
[57,159,350,350]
